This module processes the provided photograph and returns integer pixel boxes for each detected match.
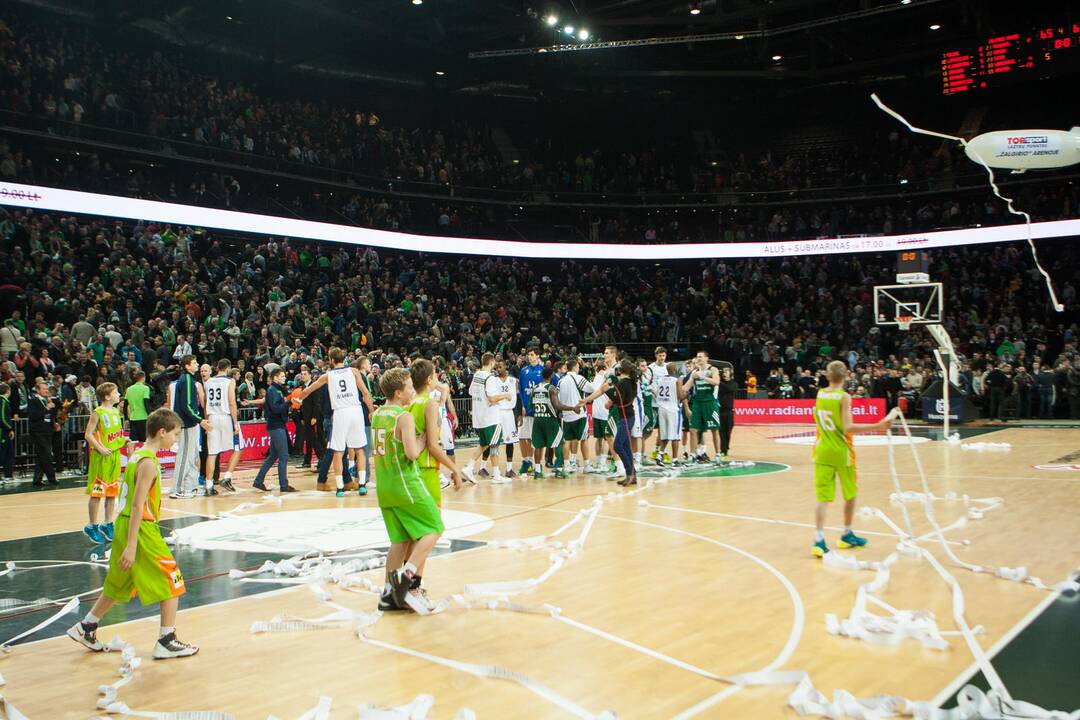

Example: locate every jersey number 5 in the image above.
[816,409,836,432]
[374,428,387,456]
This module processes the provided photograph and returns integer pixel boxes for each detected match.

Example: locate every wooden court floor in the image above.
[2,426,1079,719]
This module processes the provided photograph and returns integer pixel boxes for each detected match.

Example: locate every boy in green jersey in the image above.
[82,382,134,544]
[373,368,444,613]
[530,365,573,479]
[812,361,892,558]
[407,358,464,507]
[68,408,199,659]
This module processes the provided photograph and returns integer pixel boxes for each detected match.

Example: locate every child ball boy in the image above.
[68,408,198,658]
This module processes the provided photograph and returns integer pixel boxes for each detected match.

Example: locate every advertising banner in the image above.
[734,398,887,424]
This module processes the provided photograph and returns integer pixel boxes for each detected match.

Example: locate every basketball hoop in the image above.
[896,315,914,331]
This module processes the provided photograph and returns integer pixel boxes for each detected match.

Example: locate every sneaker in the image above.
[404,587,437,614]
[152,632,199,659]
[335,489,345,497]
[584,464,603,474]
[505,469,517,479]
[490,473,511,485]
[617,476,638,487]
[478,467,490,478]
[532,469,544,480]
[193,487,207,497]
[67,621,103,651]
[206,485,219,497]
[812,539,830,558]
[252,482,269,492]
[279,485,298,493]
[605,462,618,475]
[378,591,404,612]
[83,524,105,544]
[554,469,570,479]
[713,454,725,464]
[838,531,868,549]
[518,461,532,474]
[220,479,237,493]
[389,568,412,609]
[99,522,114,542]
[358,484,368,496]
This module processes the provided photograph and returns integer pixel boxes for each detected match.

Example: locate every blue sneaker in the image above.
[336,489,345,498]
[358,484,368,496]
[519,460,532,474]
[812,539,829,558]
[838,531,868,549]
[99,522,114,542]
[532,469,545,480]
[83,524,105,544]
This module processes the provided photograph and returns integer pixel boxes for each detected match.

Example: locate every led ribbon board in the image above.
[2,181,1078,261]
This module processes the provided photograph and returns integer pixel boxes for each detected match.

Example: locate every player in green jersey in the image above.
[408,358,464,507]
[83,382,134,544]
[373,368,444,613]
[682,351,723,462]
[811,360,892,558]
[530,364,573,479]
[68,408,199,659]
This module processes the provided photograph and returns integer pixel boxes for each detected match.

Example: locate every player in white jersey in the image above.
[485,362,519,481]
[631,358,654,465]
[298,347,374,496]
[557,356,594,473]
[654,362,686,466]
[646,347,669,462]
[203,359,242,495]
[586,351,618,474]
[465,353,498,478]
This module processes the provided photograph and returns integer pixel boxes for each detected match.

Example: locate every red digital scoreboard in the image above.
[941,22,1080,95]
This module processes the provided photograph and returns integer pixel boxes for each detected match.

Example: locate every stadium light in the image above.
[563,25,575,35]
[435,70,445,75]
[689,3,701,15]
[771,54,782,61]
[929,23,941,30]
[412,0,423,5]
[578,28,590,40]
[545,14,559,26]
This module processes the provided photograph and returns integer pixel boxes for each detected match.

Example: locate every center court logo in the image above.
[173,507,494,553]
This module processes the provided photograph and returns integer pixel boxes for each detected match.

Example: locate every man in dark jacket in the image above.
[299,367,323,470]
[983,362,1011,421]
[27,380,57,486]
[716,365,738,459]
[251,366,295,492]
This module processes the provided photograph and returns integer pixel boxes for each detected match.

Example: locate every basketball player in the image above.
[557,356,593,473]
[466,353,498,478]
[682,352,723,463]
[812,360,892,557]
[374,368,443,613]
[407,359,463,507]
[518,349,543,474]
[298,347,374,497]
[203,359,241,496]
[485,362,519,482]
[530,364,572,479]
[654,362,685,466]
[632,358,654,466]
[647,348,669,461]
[586,353,617,475]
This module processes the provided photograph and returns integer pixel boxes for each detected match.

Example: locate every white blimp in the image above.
[965,128,1080,171]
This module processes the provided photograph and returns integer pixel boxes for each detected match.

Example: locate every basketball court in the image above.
[2,419,1079,719]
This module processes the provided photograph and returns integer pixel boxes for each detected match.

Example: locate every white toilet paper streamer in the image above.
[357,694,477,720]
[93,635,234,719]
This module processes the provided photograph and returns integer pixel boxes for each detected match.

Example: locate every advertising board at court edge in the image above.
[734,398,886,424]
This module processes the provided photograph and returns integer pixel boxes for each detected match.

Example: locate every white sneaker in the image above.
[490,471,511,485]
[67,622,103,651]
[404,588,437,614]
[169,489,195,499]
[152,632,199,659]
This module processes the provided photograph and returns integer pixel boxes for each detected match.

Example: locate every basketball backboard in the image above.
[873,282,943,328]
